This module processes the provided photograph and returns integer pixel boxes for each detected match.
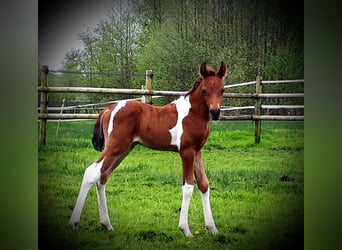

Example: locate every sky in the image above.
[39,0,114,70]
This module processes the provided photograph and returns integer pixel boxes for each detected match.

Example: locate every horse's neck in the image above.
[188,89,210,121]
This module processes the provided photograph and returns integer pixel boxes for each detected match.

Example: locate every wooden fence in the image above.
[38,66,304,145]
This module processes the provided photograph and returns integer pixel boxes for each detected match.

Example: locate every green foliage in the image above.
[135,23,200,92]
[264,46,304,80]
[39,121,303,249]
[49,0,303,105]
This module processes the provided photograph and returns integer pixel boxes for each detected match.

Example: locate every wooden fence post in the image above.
[145,70,153,104]
[254,75,262,144]
[39,65,49,145]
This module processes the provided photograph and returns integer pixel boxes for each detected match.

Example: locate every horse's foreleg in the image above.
[179,183,194,237]
[69,159,103,230]
[200,188,218,234]
[179,149,195,237]
[194,152,218,235]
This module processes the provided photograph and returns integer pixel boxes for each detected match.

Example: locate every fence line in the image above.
[221,106,255,111]
[221,105,304,111]
[261,105,304,109]
[41,69,147,77]
[38,113,305,121]
[38,86,304,99]
[37,96,165,113]
[43,102,304,113]
[223,79,304,89]
[39,114,99,119]
[222,93,304,98]
[38,86,186,96]
[38,66,304,145]
[220,115,304,121]
[224,81,255,89]
[262,79,304,84]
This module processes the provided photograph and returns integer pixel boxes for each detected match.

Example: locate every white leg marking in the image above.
[108,100,127,135]
[179,183,194,237]
[69,159,103,230]
[96,183,113,230]
[169,96,191,150]
[200,188,218,234]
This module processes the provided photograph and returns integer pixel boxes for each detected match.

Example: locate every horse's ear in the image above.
[217,61,227,79]
[199,62,208,78]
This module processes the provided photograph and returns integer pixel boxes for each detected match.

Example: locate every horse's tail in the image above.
[92,109,106,152]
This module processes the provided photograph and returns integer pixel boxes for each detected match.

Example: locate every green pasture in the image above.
[38,120,303,250]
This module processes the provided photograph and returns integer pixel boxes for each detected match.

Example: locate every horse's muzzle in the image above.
[209,109,221,120]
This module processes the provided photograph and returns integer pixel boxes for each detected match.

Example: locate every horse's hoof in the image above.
[69,221,79,231]
[101,222,114,231]
[179,226,193,237]
[206,225,218,235]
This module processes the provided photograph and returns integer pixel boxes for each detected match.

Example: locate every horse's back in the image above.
[96,101,178,151]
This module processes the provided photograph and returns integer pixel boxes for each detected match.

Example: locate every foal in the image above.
[69,62,227,237]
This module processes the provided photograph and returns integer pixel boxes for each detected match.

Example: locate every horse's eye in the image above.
[221,89,225,95]
[201,89,207,96]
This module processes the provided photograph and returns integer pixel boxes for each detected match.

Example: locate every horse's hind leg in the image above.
[96,183,113,230]
[69,159,104,230]
[194,151,218,234]
[69,142,132,231]
[95,151,130,230]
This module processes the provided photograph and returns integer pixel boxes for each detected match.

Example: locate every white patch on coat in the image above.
[133,136,142,143]
[169,96,191,150]
[107,100,127,135]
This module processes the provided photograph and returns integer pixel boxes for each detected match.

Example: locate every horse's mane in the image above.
[185,66,216,97]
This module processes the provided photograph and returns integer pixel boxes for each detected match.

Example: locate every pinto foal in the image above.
[69,62,227,237]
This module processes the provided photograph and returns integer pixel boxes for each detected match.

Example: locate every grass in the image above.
[38,120,303,250]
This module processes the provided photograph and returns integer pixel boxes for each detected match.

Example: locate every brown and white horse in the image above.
[69,62,227,237]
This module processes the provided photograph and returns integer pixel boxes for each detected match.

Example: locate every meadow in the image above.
[38,120,303,250]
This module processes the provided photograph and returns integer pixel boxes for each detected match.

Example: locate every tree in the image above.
[59,0,303,105]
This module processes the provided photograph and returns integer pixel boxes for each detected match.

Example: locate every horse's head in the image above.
[199,61,227,120]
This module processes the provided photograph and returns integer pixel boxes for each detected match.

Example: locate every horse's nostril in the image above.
[209,109,220,120]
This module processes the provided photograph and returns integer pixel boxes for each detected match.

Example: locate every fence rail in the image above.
[38,86,304,99]
[222,93,304,98]
[38,65,304,145]
[38,86,186,96]
[220,115,304,121]
[38,113,304,121]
